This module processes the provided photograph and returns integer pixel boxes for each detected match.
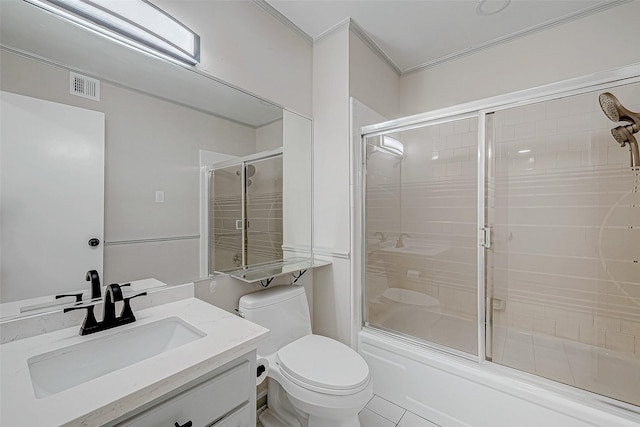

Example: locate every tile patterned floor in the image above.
[359,395,440,427]
[257,394,440,427]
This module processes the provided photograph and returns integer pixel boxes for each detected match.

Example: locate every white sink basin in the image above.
[27,316,205,398]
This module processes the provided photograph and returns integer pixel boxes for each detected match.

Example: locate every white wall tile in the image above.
[605,331,635,353]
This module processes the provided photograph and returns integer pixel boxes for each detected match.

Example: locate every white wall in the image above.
[349,31,400,119]
[256,120,284,152]
[156,0,313,117]
[399,1,640,115]
[312,26,351,343]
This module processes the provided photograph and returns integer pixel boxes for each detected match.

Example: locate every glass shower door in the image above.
[245,156,283,267]
[485,83,640,406]
[209,164,243,273]
[364,116,480,356]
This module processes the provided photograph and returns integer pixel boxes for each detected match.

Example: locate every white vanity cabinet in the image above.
[0,298,268,427]
[114,356,255,427]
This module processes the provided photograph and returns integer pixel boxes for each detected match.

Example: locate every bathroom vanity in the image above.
[0,297,269,426]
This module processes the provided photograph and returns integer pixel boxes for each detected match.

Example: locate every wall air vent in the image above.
[69,72,100,101]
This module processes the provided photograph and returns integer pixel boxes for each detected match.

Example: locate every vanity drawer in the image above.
[212,403,251,427]
[119,361,250,427]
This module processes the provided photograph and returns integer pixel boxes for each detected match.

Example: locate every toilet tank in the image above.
[239,286,312,356]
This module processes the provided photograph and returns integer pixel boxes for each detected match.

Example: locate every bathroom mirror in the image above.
[0,0,312,316]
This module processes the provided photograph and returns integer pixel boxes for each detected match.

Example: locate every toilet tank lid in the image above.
[239,285,305,310]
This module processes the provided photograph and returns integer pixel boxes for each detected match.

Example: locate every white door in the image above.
[1,91,105,303]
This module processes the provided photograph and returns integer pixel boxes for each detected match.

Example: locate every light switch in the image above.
[155,191,165,203]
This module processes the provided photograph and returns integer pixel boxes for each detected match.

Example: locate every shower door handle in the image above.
[479,227,491,249]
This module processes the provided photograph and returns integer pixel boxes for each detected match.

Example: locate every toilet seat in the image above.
[275,334,370,396]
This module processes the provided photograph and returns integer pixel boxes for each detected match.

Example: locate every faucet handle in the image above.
[55,293,83,302]
[120,292,147,323]
[63,304,99,335]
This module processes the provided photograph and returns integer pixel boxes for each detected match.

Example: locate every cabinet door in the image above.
[120,361,250,427]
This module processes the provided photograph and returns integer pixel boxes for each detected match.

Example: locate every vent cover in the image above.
[69,72,100,101]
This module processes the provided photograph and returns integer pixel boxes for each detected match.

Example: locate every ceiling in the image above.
[265,0,626,74]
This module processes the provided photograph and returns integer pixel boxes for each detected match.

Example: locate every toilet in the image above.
[239,285,373,427]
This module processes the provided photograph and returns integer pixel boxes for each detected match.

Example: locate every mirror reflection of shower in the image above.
[599,92,640,168]
[236,164,256,187]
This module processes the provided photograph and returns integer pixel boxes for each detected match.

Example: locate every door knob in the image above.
[88,238,100,247]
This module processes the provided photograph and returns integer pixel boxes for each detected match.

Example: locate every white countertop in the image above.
[0,297,269,427]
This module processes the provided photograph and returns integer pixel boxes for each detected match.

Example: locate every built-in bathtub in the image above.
[369,288,478,355]
[358,329,640,427]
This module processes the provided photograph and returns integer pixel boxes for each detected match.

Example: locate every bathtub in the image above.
[370,288,477,355]
[358,329,640,427]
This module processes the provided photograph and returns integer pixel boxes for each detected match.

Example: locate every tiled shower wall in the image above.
[489,82,640,356]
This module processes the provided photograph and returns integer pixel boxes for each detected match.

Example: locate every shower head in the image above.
[599,92,640,168]
[598,92,640,128]
[611,125,640,168]
[235,164,256,177]
[611,125,632,146]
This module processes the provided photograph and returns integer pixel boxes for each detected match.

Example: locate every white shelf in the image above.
[227,257,330,283]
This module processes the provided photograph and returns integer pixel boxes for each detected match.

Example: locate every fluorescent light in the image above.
[28,0,200,65]
[382,136,404,156]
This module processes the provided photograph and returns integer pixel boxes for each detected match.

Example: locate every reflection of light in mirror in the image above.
[518,149,531,154]
[432,152,439,160]
[382,136,404,156]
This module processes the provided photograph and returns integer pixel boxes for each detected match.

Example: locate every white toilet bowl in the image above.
[239,286,373,427]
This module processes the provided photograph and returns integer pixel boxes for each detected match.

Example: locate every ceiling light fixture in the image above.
[26,0,200,65]
[476,0,511,16]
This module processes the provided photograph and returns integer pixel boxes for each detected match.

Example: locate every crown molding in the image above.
[251,0,313,45]
[314,16,350,43]
[348,19,401,76]
[314,17,401,76]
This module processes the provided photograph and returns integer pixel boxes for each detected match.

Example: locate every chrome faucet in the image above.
[396,233,410,248]
[64,283,147,335]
